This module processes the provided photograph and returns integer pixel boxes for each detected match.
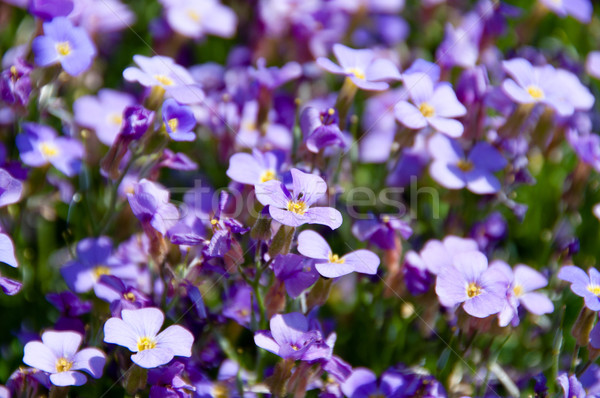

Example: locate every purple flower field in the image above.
[2,0,600,396]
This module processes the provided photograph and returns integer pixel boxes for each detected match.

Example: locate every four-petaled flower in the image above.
[558,266,600,311]
[103,307,194,368]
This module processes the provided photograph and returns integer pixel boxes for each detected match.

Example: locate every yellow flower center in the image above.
[419,102,435,118]
[109,113,123,126]
[10,65,18,80]
[55,42,71,57]
[328,253,345,264]
[513,284,524,297]
[154,74,174,86]
[382,215,390,223]
[286,200,307,215]
[526,85,544,100]
[92,266,111,280]
[466,282,482,298]
[588,285,600,296]
[55,357,73,373]
[40,142,59,159]
[238,308,249,317]
[456,160,474,172]
[187,9,201,22]
[137,336,157,351]
[291,344,300,351]
[213,384,229,398]
[259,169,276,183]
[124,292,136,302]
[346,67,365,80]
[167,118,179,132]
[210,218,219,226]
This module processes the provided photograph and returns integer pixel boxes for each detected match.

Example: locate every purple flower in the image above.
[490,261,554,327]
[254,312,331,361]
[128,179,179,235]
[470,212,508,252]
[300,107,348,154]
[235,100,292,151]
[394,73,467,137]
[272,254,320,298]
[0,168,22,208]
[95,275,152,317]
[255,168,342,229]
[436,18,481,69]
[435,251,506,318]
[558,266,600,311]
[119,105,155,140]
[148,361,195,398]
[557,373,586,398]
[31,17,96,76]
[402,251,434,296]
[123,55,204,105]
[587,51,600,80]
[250,58,302,90]
[340,367,414,398]
[163,0,237,39]
[103,307,194,368]
[351,214,412,250]
[73,89,136,146]
[17,123,84,177]
[60,237,138,294]
[539,0,592,23]
[419,235,479,275]
[162,98,196,141]
[501,58,573,116]
[317,44,401,91]
[159,149,198,171]
[226,149,283,186]
[297,230,379,278]
[0,59,33,106]
[0,274,22,295]
[203,191,249,258]
[428,134,506,194]
[23,331,105,386]
[29,0,73,20]
[222,284,254,327]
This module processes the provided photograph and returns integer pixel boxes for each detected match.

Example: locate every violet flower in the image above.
[235,100,292,151]
[428,133,506,194]
[0,59,33,106]
[402,251,434,296]
[539,0,592,23]
[162,98,196,141]
[17,122,84,177]
[163,0,237,39]
[316,44,401,91]
[351,214,412,250]
[490,261,554,327]
[435,251,506,318]
[95,275,152,317]
[255,168,342,229]
[557,373,586,398]
[297,230,379,278]
[254,312,331,361]
[300,107,348,154]
[558,266,600,311]
[0,168,22,208]
[272,253,319,298]
[127,179,179,235]
[31,17,96,76]
[394,72,467,137]
[226,149,283,186]
[29,0,73,20]
[204,191,249,258]
[103,307,194,368]
[23,330,105,386]
[148,361,195,398]
[222,284,254,328]
[419,235,479,275]
[73,89,136,146]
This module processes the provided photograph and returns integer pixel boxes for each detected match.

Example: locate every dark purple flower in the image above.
[428,134,506,194]
[204,191,249,258]
[29,0,74,20]
[148,362,195,398]
[120,105,155,140]
[17,123,84,177]
[557,373,586,398]
[0,59,33,106]
[317,44,401,91]
[470,212,508,251]
[254,312,332,361]
[351,214,412,250]
[403,251,434,296]
[272,254,320,298]
[435,251,506,318]
[103,307,194,369]
[297,230,379,278]
[46,291,91,317]
[300,107,347,154]
[23,330,105,386]
[255,168,342,229]
[95,275,152,317]
[162,98,196,142]
[558,266,600,311]
[31,17,96,76]
[222,284,254,327]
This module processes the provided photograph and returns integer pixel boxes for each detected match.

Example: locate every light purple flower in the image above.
[490,261,554,327]
[73,89,136,146]
[235,100,292,151]
[162,99,196,142]
[23,330,105,386]
[317,44,401,91]
[103,307,194,368]
[351,214,412,250]
[297,230,379,278]
[95,275,152,317]
[501,58,573,116]
[0,168,22,208]
[250,58,302,90]
[300,107,348,154]
[254,312,331,361]
[558,266,600,311]
[29,0,73,20]
[428,133,506,194]
[436,17,481,69]
[394,73,467,137]
[123,55,204,105]
[226,149,283,186]
[17,122,84,177]
[340,367,407,398]
[163,0,237,39]
[70,0,136,34]
[31,17,96,76]
[586,51,600,80]
[557,373,586,398]
[419,235,479,275]
[435,251,506,318]
[0,232,19,269]
[539,0,592,23]
[127,179,179,235]
[255,168,342,229]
